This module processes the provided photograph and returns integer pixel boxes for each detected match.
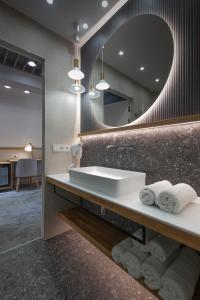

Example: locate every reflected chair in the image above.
[15,159,39,192]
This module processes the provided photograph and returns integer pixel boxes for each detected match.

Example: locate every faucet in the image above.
[106,145,133,151]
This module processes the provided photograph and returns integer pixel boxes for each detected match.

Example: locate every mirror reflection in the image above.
[90,14,174,127]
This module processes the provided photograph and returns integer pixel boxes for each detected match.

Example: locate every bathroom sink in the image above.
[69,166,146,197]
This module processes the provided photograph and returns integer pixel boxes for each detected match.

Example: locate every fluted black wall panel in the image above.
[81,0,200,132]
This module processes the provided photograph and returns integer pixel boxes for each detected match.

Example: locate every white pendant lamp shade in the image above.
[96,73,110,91]
[68,58,85,80]
[69,80,85,94]
[88,85,101,98]
[96,47,110,91]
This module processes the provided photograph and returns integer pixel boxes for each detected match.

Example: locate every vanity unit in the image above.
[47,168,200,300]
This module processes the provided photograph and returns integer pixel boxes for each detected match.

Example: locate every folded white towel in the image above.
[149,235,180,262]
[132,228,157,253]
[111,238,133,264]
[159,247,200,300]
[121,246,149,279]
[140,180,172,206]
[141,253,176,290]
[157,183,197,214]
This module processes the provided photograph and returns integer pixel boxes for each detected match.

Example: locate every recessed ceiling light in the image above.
[82,23,89,30]
[28,61,36,67]
[155,78,160,82]
[118,50,124,56]
[140,66,145,71]
[24,90,30,94]
[46,0,54,4]
[102,0,109,8]
[4,85,11,89]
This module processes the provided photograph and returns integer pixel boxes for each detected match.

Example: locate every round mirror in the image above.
[90,14,174,127]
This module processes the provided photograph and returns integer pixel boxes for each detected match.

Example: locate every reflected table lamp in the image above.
[24,142,33,158]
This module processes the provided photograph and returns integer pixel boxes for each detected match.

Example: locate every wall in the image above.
[0,89,42,147]
[81,0,200,132]
[0,2,80,239]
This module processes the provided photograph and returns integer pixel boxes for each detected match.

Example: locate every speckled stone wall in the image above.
[80,123,200,228]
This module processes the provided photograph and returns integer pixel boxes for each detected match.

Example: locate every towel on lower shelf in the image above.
[149,235,180,262]
[139,180,172,206]
[111,238,133,264]
[121,246,149,279]
[157,183,197,214]
[159,247,200,300]
[132,228,157,253]
[141,253,176,290]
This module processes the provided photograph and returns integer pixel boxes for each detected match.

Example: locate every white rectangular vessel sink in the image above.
[69,166,146,197]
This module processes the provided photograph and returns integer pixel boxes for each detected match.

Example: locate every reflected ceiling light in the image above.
[69,80,85,94]
[28,61,36,67]
[96,47,110,91]
[118,50,124,56]
[155,78,160,82]
[102,0,109,8]
[88,85,100,99]
[140,66,145,71]
[46,0,54,4]
[82,23,89,30]
[24,90,30,94]
[4,85,11,89]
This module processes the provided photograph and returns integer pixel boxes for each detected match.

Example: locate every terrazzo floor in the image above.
[0,230,158,300]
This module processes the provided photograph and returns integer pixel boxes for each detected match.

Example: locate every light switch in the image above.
[52,144,70,153]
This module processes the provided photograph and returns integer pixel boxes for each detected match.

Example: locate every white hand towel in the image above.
[132,228,157,253]
[111,238,133,264]
[139,180,172,206]
[141,253,176,290]
[157,183,197,214]
[149,235,180,262]
[121,246,149,279]
[159,247,200,300]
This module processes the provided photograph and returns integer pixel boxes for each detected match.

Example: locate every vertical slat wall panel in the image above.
[81,0,200,132]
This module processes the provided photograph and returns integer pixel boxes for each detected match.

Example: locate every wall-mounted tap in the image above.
[106,145,134,151]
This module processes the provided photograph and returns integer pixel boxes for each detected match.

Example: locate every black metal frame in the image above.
[53,185,146,245]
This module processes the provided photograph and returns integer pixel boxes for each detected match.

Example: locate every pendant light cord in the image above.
[101,47,104,74]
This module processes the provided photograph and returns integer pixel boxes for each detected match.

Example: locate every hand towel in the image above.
[121,246,149,279]
[141,253,176,290]
[157,183,197,214]
[111,238,133,264]
[149,235,180,262]
[132,228,157,253]
[159,247,200,300]
[139,180,172,206]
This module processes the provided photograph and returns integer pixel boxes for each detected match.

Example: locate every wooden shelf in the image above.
[58,206,200,300]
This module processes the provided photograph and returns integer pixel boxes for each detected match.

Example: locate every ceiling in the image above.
[101,14,174,93]
[2,0,118,42]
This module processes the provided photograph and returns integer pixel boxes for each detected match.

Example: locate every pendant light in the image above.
[68,24,85,80]
[88,84,100,98]
[69,80,85,94]
[96,47,110,91]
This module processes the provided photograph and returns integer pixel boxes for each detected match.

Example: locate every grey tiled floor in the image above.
[0,230,158,300]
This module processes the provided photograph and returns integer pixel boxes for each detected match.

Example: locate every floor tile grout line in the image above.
[0,236,42,255]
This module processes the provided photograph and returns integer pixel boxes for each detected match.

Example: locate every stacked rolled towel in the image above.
[157,183,197,214]
[141,253,176,290]
[149,235,180,262]
[139,180,172,206]
[111,238,133,264]
[121,246,149,279]
[159,247,200,300]
[132,228,157,253]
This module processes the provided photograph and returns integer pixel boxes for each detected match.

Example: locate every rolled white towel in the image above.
[141,253,176,290]
[132,228,157,253]
[140,180,172,206]
[157,183,197,214]
[149,235,180,262]
[159,247,200,300]
[111,238,133,264]
[121,246,149,279]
